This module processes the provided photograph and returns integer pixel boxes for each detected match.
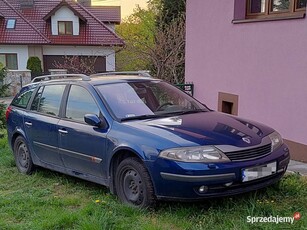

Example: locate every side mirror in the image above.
[84,114,107,129]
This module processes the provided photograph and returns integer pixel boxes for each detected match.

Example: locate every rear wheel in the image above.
[13,136,34,174]
[115,157,155,208]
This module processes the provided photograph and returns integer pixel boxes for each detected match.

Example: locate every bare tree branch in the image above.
[117,14,186,84]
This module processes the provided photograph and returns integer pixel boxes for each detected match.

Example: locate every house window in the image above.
[297,0,307,8]
[249,0,266,13]
[246,0,306,18]
[6,19,16,29]
[58,21,73,35]
[271,0,291,12]
[0,54,18,70]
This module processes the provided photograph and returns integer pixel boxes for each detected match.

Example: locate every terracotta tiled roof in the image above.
[0,0,50,44]
[43,0,87,23]
[0,0,124,46]
[86,6,121,24]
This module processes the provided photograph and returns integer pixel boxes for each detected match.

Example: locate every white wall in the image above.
[51,6,80,35]
[43,45,116,71]
[0,45,29,70]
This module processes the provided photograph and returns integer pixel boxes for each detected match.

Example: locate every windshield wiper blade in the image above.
[163,109,207,116]
[121,114,160,122]
[121,110,207,121]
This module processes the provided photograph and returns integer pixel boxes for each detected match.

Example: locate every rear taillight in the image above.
[5,106,12,121]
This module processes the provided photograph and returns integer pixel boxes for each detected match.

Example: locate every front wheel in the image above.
[115,157,155,208]
[13,136,34,174]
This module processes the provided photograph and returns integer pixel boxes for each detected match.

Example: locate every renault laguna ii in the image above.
[6,72,290,208]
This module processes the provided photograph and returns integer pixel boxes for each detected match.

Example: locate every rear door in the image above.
[24,84,66,166]
[58,84,108,177]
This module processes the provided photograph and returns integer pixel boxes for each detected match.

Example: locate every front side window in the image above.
[31,85,66,116]
[58,21,73,35]
[96,81,208,120]
[65,85,100,122]
[247,0,306,18]
[0,54,18,70]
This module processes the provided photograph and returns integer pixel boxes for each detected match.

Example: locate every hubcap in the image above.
[18,144,28,168]
[123,169,143,204]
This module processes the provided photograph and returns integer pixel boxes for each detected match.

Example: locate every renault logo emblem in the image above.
[242,137,251,144]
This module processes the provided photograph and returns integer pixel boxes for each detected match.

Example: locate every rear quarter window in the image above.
[11,85,37,108]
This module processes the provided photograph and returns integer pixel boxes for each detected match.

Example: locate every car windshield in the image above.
[96,80,209,121]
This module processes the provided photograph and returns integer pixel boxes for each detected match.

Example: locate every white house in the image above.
[0,0,124,73]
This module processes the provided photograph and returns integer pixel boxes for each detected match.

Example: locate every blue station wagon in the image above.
[6,72,290,208]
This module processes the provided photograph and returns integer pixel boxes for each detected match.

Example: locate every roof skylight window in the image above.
[6,19,16,29]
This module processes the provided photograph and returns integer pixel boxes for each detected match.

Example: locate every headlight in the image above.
[159,146,230,163]
[269,131,283,151]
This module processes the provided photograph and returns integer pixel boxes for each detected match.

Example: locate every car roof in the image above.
[90,75,156,85]
[30,72,158,86]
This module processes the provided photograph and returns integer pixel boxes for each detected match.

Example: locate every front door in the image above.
[58,85,108,178]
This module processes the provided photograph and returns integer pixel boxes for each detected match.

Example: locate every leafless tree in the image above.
[151,14,185,84]
[118,14,185,84]
[53,56,98,75]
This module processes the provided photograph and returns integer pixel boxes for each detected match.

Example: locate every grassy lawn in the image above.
[0,132,306,230]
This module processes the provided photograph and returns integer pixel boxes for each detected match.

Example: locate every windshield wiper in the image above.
[121,110,207,122]
[163,109,208,116]
[121,114,161,122]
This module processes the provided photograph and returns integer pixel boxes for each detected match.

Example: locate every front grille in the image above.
[224,144,272,161]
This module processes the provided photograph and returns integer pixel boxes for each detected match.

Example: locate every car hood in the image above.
[123,111,274,148]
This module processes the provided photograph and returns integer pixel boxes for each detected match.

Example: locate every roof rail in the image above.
[31,74,90,83]
[90,71,152,78]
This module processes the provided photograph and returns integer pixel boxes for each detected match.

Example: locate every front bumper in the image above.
[160,172,236,182]
[146,144,290,200]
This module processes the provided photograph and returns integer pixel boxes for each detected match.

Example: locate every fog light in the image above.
[224,182,233,187]
[198,186,208,193]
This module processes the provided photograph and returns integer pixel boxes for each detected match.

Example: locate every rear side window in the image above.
[31,85,66,116]
[11,85,37,108]
[65,85,100,122]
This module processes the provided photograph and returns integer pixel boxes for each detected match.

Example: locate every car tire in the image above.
[115,157,155,208]
[13,136,34,174]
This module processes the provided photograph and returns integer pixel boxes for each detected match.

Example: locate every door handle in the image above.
[25,122,32,127]
[58,129,68,134]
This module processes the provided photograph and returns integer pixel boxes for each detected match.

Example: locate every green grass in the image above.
[0,132,306,230]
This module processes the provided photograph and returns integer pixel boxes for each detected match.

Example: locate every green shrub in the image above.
[0,104,6,129]
[27,56,42,76]
[0,64,9,129]
[0,64,9,96]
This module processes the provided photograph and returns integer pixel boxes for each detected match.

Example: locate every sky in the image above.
[92,0,148,19]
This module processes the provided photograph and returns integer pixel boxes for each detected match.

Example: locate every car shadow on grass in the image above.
[35,166,271,208]
[33,165,305,214]
[33,166,110,194]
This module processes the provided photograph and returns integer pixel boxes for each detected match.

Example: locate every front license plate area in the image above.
[242,162,277,182]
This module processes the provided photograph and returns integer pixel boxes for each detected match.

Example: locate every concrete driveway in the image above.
[288,160,307,176]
